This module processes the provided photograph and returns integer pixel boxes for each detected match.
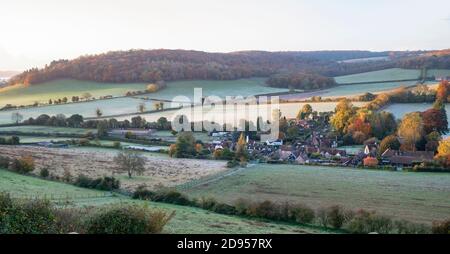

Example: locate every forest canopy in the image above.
[7,49,450,87]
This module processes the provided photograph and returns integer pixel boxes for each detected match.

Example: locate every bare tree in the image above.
[11,112,23,124]
[113,151,146,178]
[95,108,103,118]
[138,103,146,113]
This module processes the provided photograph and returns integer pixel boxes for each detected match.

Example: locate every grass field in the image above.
[184,164,450,224]
[0,78,286,124]
[0,79,148,107]
[0,125,96,135]
[321,80,420,97]
[0,169,328,234]
[0,97,152,124]
[137,78,287,101]
[428,69,450,78]
[334,68,421,84]
[0,135,73,143]
[384,103,450,125]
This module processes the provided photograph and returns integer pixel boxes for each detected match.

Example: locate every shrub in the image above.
[248,200,280,220]
[9,156,35,174]
[133,186,156,200]
[74,175,120,191]
[86,205,173,234]
[211,203,237,215]
[152,190,192,206]
[234,198,251,215]
[316,207,329,227]
[289,204,315,224]
[39,168,50,178]
[0,195,57,234]
[96,177,120,191]
[226,160,239,168]
[54,208,85,234]
[113,141,121,148]
[432,219,450,234]
[326,205,347,229]
[346,209,393,234]
[197,197,218,210]
[0,155,10,168]
[394,220,430,234]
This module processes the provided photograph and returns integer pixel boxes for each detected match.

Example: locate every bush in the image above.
[326,205,347,229]
[53,208,85,234]
[74,175,120,191]
[289,204,315,224]
[9,156,35,174]
[86,205,173,234]
[317,207,329,227]
[0,194,57,234]
[226,160,239,168]
[0,155,10,168]
[346,209,393,234]
[211,203,237,215]
[234,198,251,215]
[133,186,156,200]
[394,220,430,234]
[113,141,121,148]
[197,197,218,210]
[248,200,280,220]
[153,190,192,206]
[39,168,50,178]
[432,219,450,234]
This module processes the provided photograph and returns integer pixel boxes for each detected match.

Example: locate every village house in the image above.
[381,149,435,167]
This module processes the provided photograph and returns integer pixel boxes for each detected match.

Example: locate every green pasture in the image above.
[184,164,450,224]
[0,169,327,234]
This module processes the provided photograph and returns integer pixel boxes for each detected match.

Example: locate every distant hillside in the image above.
[0,70,20,78]
[397,49,450,69]
[8,49,448,86]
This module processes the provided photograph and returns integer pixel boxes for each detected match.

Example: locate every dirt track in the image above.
[0,145,227,191]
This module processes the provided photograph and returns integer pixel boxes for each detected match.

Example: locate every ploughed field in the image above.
[0,169,328,234]
[0,145,227,191]
[183,164,450,224]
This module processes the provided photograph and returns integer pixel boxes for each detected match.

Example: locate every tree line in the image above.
[8,49,448,87]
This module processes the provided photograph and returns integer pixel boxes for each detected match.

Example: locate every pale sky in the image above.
[0,0,449,70]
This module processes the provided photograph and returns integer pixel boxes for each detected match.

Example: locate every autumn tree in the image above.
[113,151,146,178]
[422,108,448,134]
[378,135,401,155]
[397,112,425,151]
[330,99,355,135]
[425,131,442,152]
[436,80,449,103]
[297,104,313,120]
[146,84,159,93]
[436,137,450,167]
[173,132,197,158]
[369,111,397,139]
[235,133,248,163]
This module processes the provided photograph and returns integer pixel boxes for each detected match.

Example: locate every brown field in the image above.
[0,145,227,191]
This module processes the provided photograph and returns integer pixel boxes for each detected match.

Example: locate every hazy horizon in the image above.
[1,0,449,70]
